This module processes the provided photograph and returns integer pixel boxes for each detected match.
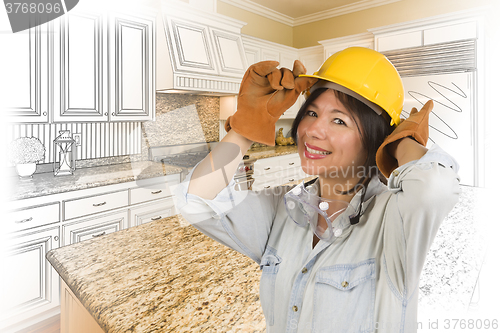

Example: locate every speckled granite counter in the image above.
[246,145,298,160]
[47,215,265,333]
[10,161,183,201]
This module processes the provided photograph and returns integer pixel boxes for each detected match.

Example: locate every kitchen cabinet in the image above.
[2,24,49,123]
[108,12,156,121]
[252,153,307,191]
[0,226,60,331]
[1,173,179,333]
[18,6,156,123]
[52,12,108,122]
[62,210,128,246]
[158,2,247,94]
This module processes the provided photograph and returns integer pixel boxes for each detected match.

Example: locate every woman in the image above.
[175,47,461,333]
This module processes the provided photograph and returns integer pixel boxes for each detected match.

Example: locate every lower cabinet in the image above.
[252,153,308,191]
[62,210,128,246]
[1,174,179,333]
[129,197,177,227]
[0,226,60,331]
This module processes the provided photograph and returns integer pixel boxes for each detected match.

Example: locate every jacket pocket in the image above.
[259,246,282,326]
[312,258,375,333]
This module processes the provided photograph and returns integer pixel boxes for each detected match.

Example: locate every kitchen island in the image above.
[46,214,266,333]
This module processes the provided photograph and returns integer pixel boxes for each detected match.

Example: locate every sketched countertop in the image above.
[9,161,184,201]
[46,214,266,333]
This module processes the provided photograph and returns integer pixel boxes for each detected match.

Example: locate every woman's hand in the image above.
[376,100,433,177]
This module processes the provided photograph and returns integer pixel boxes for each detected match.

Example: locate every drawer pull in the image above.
[289,162,295,165]
[15,217,33,224]
[151,215,162,221]
[289,179,295,182]
[92,231,106,238]
[264,186,271,189]
[92,201,107,207]
[151,190,162,194]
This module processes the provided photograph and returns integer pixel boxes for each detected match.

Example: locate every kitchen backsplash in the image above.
[5,93,220,170]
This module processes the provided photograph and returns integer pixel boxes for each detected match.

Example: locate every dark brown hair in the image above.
[291,88,394,193]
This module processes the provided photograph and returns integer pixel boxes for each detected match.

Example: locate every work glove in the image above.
[225,60,317,146]
[376,100,433,178]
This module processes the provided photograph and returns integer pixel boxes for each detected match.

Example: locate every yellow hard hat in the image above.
[301,47,404,126]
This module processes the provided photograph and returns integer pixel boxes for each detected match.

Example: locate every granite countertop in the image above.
[9,161,183,201]
[47,215,265,333]
[246,145,298,160]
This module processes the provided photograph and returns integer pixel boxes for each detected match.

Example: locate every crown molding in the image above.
[219,0,294,26]
[220,0,403,27]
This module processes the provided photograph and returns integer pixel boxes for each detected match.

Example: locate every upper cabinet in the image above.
[2,24,49,123]
[7,7,156,124]
[108,12,155,121]
[52,12,108,122]
[157,1,247,94]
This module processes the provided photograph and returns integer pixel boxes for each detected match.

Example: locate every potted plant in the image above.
[9,137,46,179]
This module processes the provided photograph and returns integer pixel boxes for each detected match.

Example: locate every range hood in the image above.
[156,0,248,95]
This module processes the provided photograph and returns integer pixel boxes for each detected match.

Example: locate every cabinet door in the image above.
[53,12,108,122]
[2,24,49,123]
[163,16,218,75]
[129,197,176,227]
[210,28,247,78]
[109,13,155,121]
[0,227,60,331]
[62,210,127,246]
[243,44,260,68]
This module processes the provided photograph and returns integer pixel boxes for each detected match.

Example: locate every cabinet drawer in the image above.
[129,182,171,205]
[7,202,60,233]
[279,153,301,169]
[64,190,128,220]
[129,197,176,227]
[62,210,127,246]
[253,157,282,176]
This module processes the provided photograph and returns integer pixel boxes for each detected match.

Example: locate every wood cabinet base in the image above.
[61,279,105,333]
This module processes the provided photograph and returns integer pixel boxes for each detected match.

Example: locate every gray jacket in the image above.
[174,144,461,333]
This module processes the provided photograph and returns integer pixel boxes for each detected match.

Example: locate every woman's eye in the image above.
[306,110,317,117]
[333,118,346,125]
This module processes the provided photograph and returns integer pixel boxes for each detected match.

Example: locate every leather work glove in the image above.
[225,60,317,146]
[376,100,433,178]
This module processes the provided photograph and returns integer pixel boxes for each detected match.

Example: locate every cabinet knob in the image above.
[112,112,115,116]
[105,112,108,116]
[43,112,47,116]
[54,236,59,241]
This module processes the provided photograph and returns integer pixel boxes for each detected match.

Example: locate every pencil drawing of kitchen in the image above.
[1,0,499,332]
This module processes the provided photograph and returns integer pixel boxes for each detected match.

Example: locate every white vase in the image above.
[16,163,37,179]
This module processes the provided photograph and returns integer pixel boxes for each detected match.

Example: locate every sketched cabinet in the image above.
[52,10,155,122]
[0,226,60,331]
[109,13,155,121]
[2,24,49,123]
[52,12,109,122]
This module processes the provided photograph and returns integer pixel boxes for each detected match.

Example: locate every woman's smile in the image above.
[304,142,332,158]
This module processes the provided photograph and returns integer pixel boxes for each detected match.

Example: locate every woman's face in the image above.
[297,90,367,184]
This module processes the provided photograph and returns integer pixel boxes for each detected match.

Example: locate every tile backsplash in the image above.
[5,93,221,170]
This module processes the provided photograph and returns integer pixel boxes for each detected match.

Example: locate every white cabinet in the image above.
[109,12,156,121]
[252,153,307,191]
[2,24,49,123]
[2,173,180,332]
[62,210,128,246]
[52,12,108,122]
[0,226,60,332]
[129,197,176,227]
